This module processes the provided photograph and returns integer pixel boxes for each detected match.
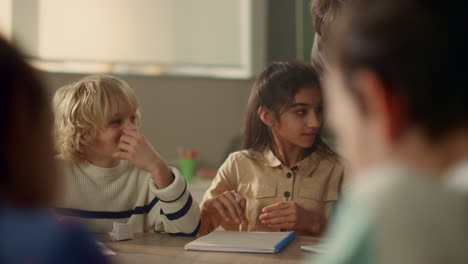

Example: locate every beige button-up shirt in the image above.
[202,149,344,233]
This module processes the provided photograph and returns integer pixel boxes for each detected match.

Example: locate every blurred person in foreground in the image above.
[315,0,468,263]
[0,36,107,264]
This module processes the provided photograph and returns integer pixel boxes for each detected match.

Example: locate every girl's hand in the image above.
[199,191,248,234]
[113,128,173,188]
[198,206,222,237]
[259,201,324,235]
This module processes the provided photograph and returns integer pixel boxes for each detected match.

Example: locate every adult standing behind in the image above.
[0,36,108,264]
[310,0,346,75]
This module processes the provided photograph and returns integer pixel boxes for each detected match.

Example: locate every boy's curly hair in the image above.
[53,75,141,163]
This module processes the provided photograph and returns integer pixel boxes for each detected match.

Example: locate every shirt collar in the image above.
[79,160,129,179]
[263,148,321,176]
[263,148,282,167]
[296,151,321,176]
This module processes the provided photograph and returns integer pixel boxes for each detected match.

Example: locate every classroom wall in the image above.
[39,0,306,170]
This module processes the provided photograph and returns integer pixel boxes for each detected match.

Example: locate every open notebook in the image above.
[184,231,296,254]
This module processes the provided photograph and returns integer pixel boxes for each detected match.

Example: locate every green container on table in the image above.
[178,158,196,183]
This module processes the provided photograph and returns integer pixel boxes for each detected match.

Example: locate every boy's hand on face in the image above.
[259,201,324,235]
[113,128,174,188]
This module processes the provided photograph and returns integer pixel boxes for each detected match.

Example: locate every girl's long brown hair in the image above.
[242,61,336,158]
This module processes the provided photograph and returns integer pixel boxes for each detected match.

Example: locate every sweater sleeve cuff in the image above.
[150,166,187,202]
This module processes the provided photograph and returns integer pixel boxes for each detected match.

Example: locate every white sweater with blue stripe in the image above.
[56,160,200,235]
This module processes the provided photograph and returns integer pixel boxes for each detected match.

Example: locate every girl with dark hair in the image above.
[199,61,344,236]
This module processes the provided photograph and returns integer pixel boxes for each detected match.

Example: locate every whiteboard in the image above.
[7,0,267,79]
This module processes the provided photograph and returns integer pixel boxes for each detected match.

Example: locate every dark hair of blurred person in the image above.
[0,35,108,264]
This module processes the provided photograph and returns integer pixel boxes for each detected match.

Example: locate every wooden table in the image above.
[102,233,321,264]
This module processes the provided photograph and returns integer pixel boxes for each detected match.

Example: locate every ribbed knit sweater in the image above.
[55,160,200,235]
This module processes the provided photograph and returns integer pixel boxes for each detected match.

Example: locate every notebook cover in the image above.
[274,231,296,252]
[184,231,296,254]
